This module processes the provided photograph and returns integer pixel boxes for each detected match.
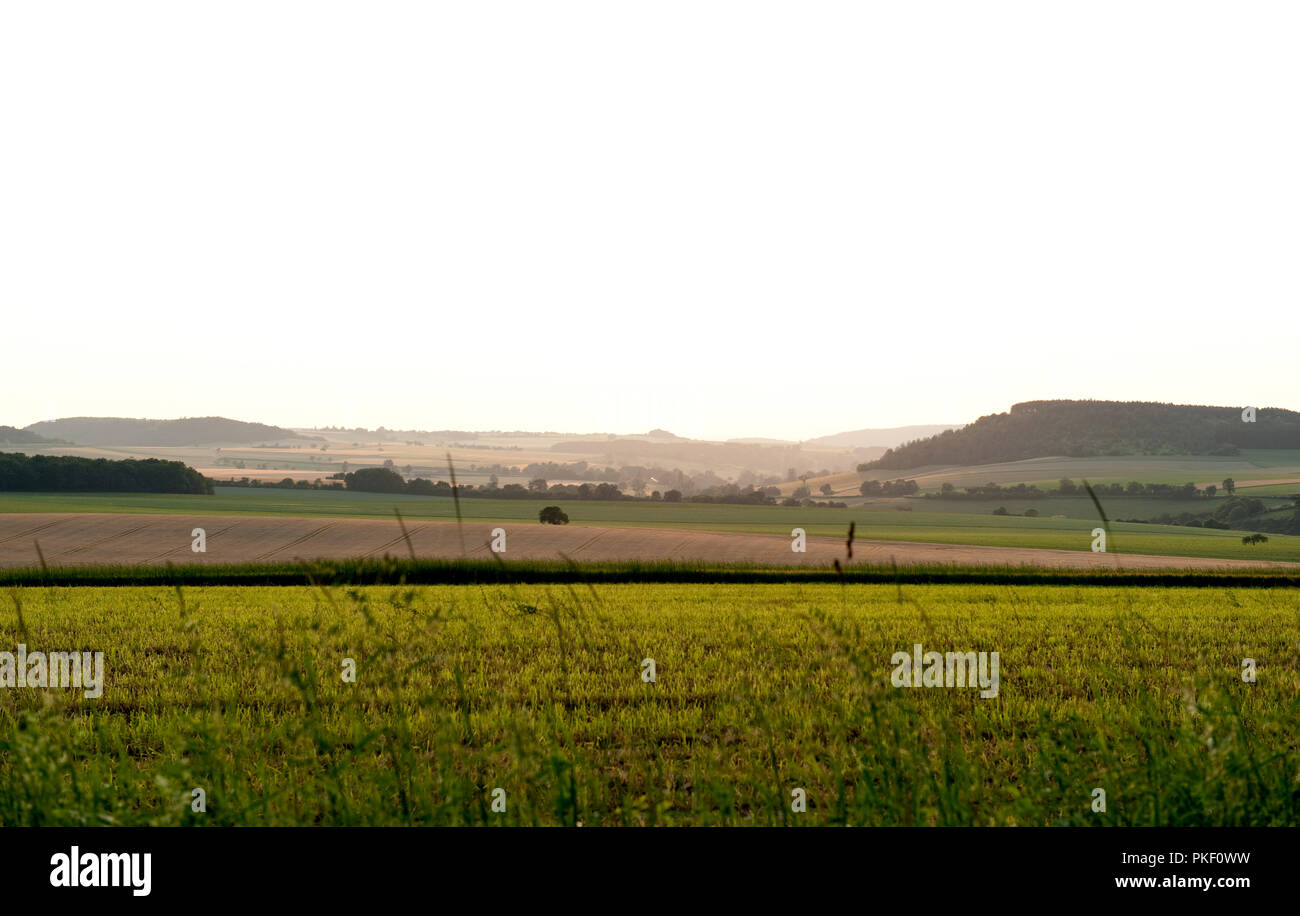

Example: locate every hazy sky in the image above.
[3,2,1297,441]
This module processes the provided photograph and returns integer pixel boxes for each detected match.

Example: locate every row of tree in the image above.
[344,467,633,501]
[343,467,852,508]
[0,452,213,494]
[859,478,921,497]
[219,477,344,490]
[1136,496,1299,532]
[924,478,1230,500]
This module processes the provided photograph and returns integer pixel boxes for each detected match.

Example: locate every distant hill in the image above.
[805,424,960,449]
[26,417,301,447]
[863,400,1300,470]
[0,426,61,445]
[555,437,859,476]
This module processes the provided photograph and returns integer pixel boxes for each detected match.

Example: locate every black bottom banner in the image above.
[0,826,1285,903]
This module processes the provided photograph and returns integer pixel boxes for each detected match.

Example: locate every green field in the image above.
[4,487,1299,562]
[865,451,1300,491]
[909,495,1292,519]
[3,582,1297,826]
[1225,483,1300,497]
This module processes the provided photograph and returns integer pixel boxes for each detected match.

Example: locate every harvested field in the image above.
[0,513,1295,571]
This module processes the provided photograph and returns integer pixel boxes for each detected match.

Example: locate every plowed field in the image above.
[1,513,1295,570]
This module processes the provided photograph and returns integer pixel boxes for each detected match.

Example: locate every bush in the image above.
[539,506,569,525]
[1023,508,1039,517]
[992,506,1009,516]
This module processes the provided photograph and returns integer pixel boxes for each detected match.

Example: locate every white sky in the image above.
[2,2,1297,441]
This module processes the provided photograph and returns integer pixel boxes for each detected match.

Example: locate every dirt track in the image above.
[0,513,1295,571]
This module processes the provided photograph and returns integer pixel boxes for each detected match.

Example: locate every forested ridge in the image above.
[863,401,1300,470]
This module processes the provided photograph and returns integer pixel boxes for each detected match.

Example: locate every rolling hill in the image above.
[25,416,302,447]
[864,400,1300,470]
[804,424,960,449]
[0,426,61,445]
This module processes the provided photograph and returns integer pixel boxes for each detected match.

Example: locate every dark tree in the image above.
[344,467,407,493]
[539,505,569,525]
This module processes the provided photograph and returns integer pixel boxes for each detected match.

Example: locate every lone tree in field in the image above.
[1223,477,1236,496]
[1242,533,1268,545]
[539,506,569,525]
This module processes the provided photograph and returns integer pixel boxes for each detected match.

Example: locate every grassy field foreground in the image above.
[2,582,1298,826]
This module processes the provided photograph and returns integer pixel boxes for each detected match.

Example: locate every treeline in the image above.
[0,452,213,494]
[863,400,1300,470]
[350,460,774,499]
[517,461,620,483]
[1126,496,1300,535]
[859,479,921,496]
[344,467,629,501]
[685,483,848,507]
[923,478,1217,500]
[220,477,344,491]
[342,468,849,508]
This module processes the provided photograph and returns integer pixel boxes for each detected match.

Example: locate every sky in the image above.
[2,2,1297,441]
